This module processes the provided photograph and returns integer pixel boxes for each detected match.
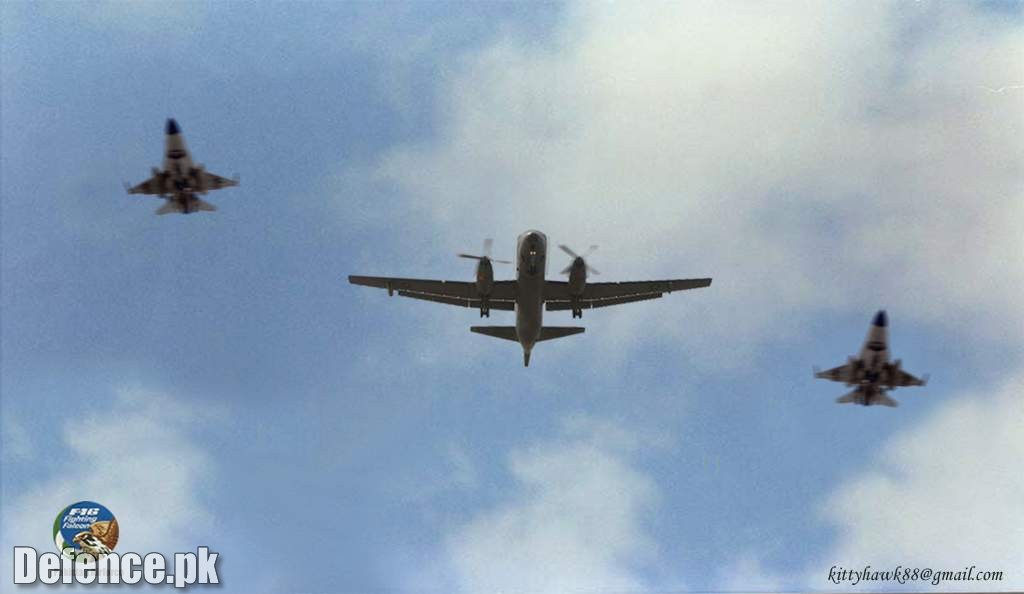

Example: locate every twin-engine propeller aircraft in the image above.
[349,230,712,366]
[814,310,928,407]
[126,119,239,215]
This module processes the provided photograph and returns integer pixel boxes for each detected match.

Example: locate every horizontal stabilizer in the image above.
[156,202,183,215]
[836,391,865,405]
[470,326,518,342]
[537,326,585,342]
[836,390,898,407]
[873,393,899,407]
[194,198,217,212]
[156,198,217,215]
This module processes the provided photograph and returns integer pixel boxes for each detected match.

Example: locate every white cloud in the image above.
[1,385,220,559]
[346,2,1023,367]
[813,373,1024,590]
[336,7,1023,589]
[718,554,787,593]
[439,415,665,594]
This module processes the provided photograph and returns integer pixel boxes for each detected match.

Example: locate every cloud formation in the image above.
[814,373,1024,590]
[351,1,1023,366]
[718,554,786,593]
[441,416,664,594]
[1,385,219,560]
[343,6,1023,587]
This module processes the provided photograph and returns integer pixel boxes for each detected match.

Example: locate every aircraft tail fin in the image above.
[470,326,518,342]
[537,326,585,342]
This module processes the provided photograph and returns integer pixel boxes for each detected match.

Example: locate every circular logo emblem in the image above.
[53,501,119,561]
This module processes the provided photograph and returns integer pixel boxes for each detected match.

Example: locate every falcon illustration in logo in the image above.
[72,519,119,557]
[73,532,113,556]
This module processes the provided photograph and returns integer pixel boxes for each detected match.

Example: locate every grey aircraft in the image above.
[349,230,712,366]
[814,310,927,407]
[126,119,238,214]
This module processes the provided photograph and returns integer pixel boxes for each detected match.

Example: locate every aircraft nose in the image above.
[873,310,888,327]
[165,118,180,135]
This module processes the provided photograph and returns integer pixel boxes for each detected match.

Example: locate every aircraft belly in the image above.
[515,276,544,347]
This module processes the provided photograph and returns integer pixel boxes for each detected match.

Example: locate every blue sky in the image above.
[2,2,1022,592]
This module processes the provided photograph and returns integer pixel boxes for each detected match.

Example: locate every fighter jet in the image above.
[349,230,712,366]
[125,119,238,214]
[814,310,927,407]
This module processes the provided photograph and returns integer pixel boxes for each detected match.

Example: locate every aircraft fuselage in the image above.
[162,119,202,201]
[852,310,890,389]
[515,230,547,358]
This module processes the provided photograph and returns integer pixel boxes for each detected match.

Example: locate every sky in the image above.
[1,1,1022,592]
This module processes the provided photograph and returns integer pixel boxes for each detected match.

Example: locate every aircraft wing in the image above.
[890,368,927,387]
[348,276,516,311]
[815,363,853,383]
[200,170,239,190]
[544,278,711,311]
[126,174,169,195]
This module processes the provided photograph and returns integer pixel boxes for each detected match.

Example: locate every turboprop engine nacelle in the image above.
[567,258,587,296]
[557,245,598,319]
[475,258,494,296]
[458,239,510,318]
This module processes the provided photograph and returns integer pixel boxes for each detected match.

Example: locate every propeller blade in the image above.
[458,253,511,264]
[560,264,573,275]
[560,244,599,274]
[459,239,509,263]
